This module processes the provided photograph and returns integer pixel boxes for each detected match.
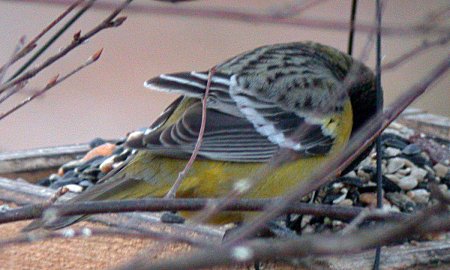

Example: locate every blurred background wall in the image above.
[0,0,449,151]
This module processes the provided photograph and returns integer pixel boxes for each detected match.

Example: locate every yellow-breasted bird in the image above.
[24,41,378,231]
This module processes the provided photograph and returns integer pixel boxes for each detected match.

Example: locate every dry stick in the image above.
[382,34,450,70]
[0,82,27,105]
[0,0,84,75]
[0,37,25,84]
[0,0,132,95]
[8,0,95,82]
[19,0,449,36]
[117,205,450,270]
[0,198,407,225]
[373,1,384,269]
[0,49,103,121]
[268,0,329,18]
[165,66,216,199]
[0,226,207,250]
[224,56,450,245]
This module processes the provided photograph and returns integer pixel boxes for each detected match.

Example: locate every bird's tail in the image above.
[22,151,166,231]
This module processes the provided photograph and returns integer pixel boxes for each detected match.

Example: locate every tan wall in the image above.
[0,0,448,151]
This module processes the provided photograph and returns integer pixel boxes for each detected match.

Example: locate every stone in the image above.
[382,176,401,192]
[60,159,84,174]
[89,137,107,148]
[434,163,449,178]
[338,199,353,206]
[359,193,389,207]
[397,175,418,190]
[402,144,421,155]
[99,155,116,174]
[385,147,402,157]
[335,176,364,188]
[403,153,432,167]
[357,168,371,182]
[410,167,428,182]
[79,180,94,188]
[81,143,116,162]
[387,157,406,174]
[386,192,416,212]
[406,189,430,204]
[385,174,400,183]
[396,167,411,176]
[64,184,83,193]
[50,177,80,189]
[381,133,409,148]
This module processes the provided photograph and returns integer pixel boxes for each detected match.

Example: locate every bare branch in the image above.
[0,0,132,95]
[0,198,406,225]
[382,34,450,70]
[113,203,450,270]
[15,0,449,36]
[0,49,103,121]
[0,0,84,76]
[165,66,216,198]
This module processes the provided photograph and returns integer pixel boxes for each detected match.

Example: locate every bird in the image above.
[24,41,378,231]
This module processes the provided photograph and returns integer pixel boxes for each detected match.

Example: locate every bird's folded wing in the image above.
[141,71,339,162]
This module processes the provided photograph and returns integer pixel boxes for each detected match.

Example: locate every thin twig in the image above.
[0,226,207,250]
[373,0,384,269]
[0,0,84,77]
[165,66,216,199]
[268,0,329,18]
[0,198,407,225]
[114,202,450,270]
[0,49,103,121]
[16,0,449,36]
[382,34,450,70]
[0,37,25,85]
[347,0,358,55]
[8,0,96,82]
[0,0,132,95]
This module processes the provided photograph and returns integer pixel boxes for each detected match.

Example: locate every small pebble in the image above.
[406,189,430,204]
[385,147,402,157]
[434,163,449,178]
[356,168,371,182]
[0,204,11,212]
[89,137,107,148]
[410,167,428,182]
[332,188,348,204]
[396,167,411,176]
[402,144,421,155]
[438,184,448,193]
[79,180,94,188]
[112,161,124,169]
[382,176,402,192]
[99,155,116,173]
[403,153,432,167]
[359,192,389,207]
[338,199,353,206]
[397,175,418,190]
[387,157,406,174]
[59,160,84,175]
[386,192,416,212]
[49,173,61,181]
[50,177,80,189]
[381,133,409,148]
[160,212,185,224]
[64,184,83,193]
[81,143,116,162]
